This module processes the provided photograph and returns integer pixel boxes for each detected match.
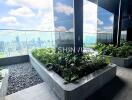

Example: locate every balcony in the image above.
[0,0,132,99]
[0,29,131,100]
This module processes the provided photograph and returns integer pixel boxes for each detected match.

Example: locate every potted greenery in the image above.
[94,41,132,67]
[29,48,116,100]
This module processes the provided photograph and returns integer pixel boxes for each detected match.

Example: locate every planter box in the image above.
[0,69,9,100]
[110,56,132,67]
[0,55,29,66]
[29,54,116,100]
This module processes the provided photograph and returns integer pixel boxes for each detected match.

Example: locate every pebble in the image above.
[6,63,43,95]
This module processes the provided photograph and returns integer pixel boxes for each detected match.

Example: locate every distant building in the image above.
[15,36,21,50]
[37,37,42,47]
[0,41,5,52]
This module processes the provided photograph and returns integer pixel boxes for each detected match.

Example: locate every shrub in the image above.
[32,48,109,83]
[94,41,132,57]
[0,68,3,81]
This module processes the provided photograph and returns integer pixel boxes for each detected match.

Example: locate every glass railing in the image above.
[83,32,126,47]
[97,33,126,44]
[97,33,113,44]
[83,33,97,47]
[0,29,55,58]
[0,29,76,58]
[0,29,126,58]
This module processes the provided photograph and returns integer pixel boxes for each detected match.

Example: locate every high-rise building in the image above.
[15,36,21,50]
[0,41,5,52]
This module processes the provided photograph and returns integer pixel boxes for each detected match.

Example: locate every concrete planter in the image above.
[0,69,9,100]
[0,55,29,66]
[30,54,116,100]
[110,56,132,67]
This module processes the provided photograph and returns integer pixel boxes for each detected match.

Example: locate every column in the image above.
[113,15,118,46]
[74,0,83,53]
[117,0,123,46]
[127,28,132,41]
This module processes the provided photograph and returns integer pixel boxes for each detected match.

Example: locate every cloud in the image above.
[83,1,97,33]
[37,12,54,31]
[110,15,114,22]
[6,0,53,10]
[6,0,17,6]
[68,28,74,32]
[55,2,73,16]
[98,26,113,33]
[36,10,43,17]
[55,26,67,32]
[104,26,113,30]
[0,16,19,26]
[54,16,58,22]
[98,18,104,25]
[84,23,97,33]
[4,0,54,30]
[9,6,35,17]
[55,27,73,32]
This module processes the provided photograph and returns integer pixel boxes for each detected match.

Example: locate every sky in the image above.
[0,0,54,31]
[0,0,113,33]
[53,0,73,32]
[84,0,114,33]
[98,6,114,33]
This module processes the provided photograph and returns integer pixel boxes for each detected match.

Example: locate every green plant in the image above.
[32,48,109,83]
[0,68,3,81]
[94,41,132,58]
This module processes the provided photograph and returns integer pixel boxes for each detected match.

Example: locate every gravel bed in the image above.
[6,62,43,95]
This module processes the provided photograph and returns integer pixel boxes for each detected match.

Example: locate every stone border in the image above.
[110,56,132,67]
[0,55,29,66]
[0,69,9,100]
[29,54,116,100]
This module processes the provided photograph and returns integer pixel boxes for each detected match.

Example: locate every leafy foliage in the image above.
[32,48,109,83]
[0,68,3,81]
[93,41,132,58]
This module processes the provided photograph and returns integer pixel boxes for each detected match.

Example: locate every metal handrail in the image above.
[0,29,73,33]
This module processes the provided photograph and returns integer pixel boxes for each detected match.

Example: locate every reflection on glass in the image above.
[121,31,127,41]
[97,5,114,44]
[83,0,97,47]
[0,30,55,58]
[55,32,74,47]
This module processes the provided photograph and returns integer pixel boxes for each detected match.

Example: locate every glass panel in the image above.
[26,31,55,51]
[121,31,127,41]
[53,0,74,48]
[0,30,55,58]
[97,4,114,44]
[83,0,98,48]
[55,32,74,47]
[0,30,27,58]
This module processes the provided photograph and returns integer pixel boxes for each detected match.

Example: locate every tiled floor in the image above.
[87,66,132,100]
[5,83,59,100]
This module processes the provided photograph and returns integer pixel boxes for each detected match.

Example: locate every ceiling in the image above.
[88,0,120,15]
